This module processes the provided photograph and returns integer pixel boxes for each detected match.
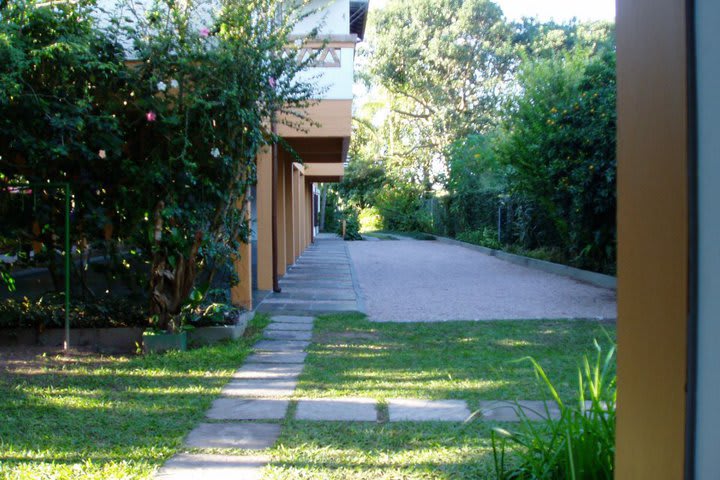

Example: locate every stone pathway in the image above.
[256,234,363,316]
[156,314,313,479]
[156,236,574,478]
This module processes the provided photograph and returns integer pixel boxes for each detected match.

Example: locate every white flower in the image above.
[157,81,167,92]
[210,148,221,158]
[170,79,179,89]
[98,150,107,159]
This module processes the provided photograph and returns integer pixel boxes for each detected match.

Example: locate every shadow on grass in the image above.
[0,314,271,478]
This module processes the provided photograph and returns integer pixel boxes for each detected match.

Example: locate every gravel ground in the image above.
[347,239,617,322]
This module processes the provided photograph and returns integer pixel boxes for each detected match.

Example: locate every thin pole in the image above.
[64,183,70,352]
[271,119,281,293]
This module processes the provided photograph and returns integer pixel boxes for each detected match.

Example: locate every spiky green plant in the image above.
[489,339,616,479]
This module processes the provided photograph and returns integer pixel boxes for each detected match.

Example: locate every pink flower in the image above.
[268,77,276,89]
[98,150,107,159]
[199,27,210,37]
[146,111,157,122]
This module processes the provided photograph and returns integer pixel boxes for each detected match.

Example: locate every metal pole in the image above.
[64,183,70,353]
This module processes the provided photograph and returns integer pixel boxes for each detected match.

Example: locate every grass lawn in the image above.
[265,421,497,479]
[0,314,269,480]
[261,313,615,479]
[297,313,616,407]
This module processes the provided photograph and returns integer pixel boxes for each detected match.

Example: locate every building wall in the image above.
[694,0,720,476]
[615,0,689,477]
[295,48,356,100]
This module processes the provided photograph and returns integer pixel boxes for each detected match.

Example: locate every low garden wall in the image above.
[0,312,251,353]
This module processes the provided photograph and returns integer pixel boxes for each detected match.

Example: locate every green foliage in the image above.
[1,0,318,329]
[369,0,516,182]
[0,1,128,276]
[375,183,432,233]
[490,340,616,479]
[336,207,363,241]
[497,48,617,273]
[319,185,341,233]
[0,294,147,329]
[457,227,501,250]
[116,0,317,329]
[338,156,387,209]
[358,206,383,232]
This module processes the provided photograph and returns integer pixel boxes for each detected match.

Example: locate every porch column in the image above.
[293,166,301,261]
[276,154,287,276]
[231,199,252,310]
[285,157,295,265]
[256,146,273,291]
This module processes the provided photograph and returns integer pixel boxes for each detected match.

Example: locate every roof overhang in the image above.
[350,1,370,40]
[304,162,344,182]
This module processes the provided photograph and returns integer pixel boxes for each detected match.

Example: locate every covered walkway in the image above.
[256,234,363,316]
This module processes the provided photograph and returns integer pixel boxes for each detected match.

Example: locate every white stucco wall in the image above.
[295,48,355,100]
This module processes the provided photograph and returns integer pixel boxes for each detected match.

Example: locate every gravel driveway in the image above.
[347,239,617,322]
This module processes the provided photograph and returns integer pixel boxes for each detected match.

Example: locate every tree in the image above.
[497,46,616,272]
[0,0,129,293]
[117,0,318,330]
[366,0,516,186]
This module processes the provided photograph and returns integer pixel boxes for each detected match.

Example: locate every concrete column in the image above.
[284,158,295,266]
[293,167,301,261]
[276,155,287,276]
[231,200,252,310]
[298,172,306,254]
[256,147,272,291]
[305,185,312,247]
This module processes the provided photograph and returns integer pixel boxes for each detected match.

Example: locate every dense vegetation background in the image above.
[330,0,616,274]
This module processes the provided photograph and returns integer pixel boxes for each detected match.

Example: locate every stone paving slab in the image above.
[295,398,377,422]
[245,351,307,364]
[206,398,289,420]
[233,363,305,379]
[278,281,354,289]
[479,400,561,421]
[266,322,314,331]
[184,423,281,450]
[253,340,309,352]
[155,454,269,480]
[388,399,471,422]
[221,378,298,397]
[270,315,315,324]
[264,330,312,341]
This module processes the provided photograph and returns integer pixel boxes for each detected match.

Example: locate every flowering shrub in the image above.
[0,0,319,330]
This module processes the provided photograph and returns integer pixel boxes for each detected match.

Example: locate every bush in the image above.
[487,340,616,479]
[376,184,432,233]
[358,206,383,232]
[457,227,501,250]
[0,295,147,330]
[336,208,363,241]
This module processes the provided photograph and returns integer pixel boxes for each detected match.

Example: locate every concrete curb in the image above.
[345,243,367,314]
[433,235,617,290]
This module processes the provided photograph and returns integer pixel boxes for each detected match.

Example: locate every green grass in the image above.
[264,313,615,478]
[264,421,499,479]
[297,313,616,407]
[364,230,436,241]
[0,313,270,480]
